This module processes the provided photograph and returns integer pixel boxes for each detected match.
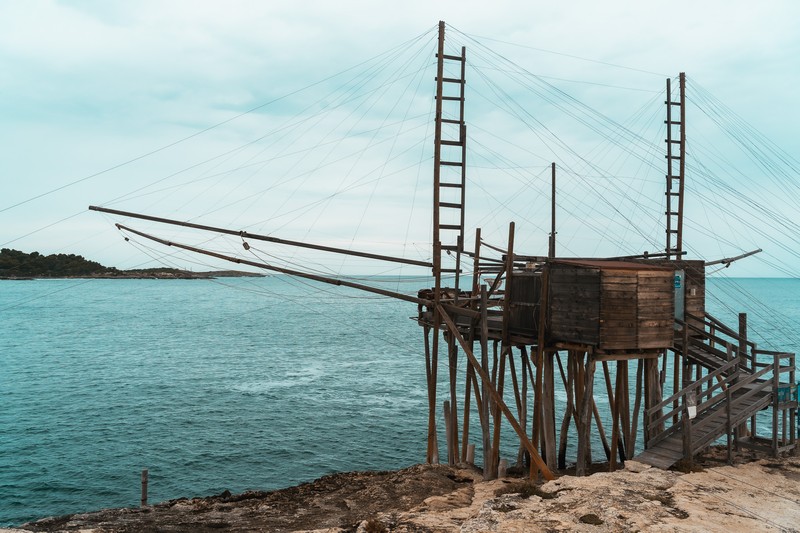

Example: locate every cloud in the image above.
[1,0,799,276]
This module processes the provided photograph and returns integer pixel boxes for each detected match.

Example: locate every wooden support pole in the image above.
[644,357,663,444]
[508,350,525,467]
[519,346,530,468]
[462,361,474,463]
[141,469,148,508]
[576,354,596,476]
[448,337,459,464]
[610,365,621,471]
[437,304,555,480]
[491,346,507,476]
[424,325,439,464]
[549,162,556,259]
[480,286,492,480]
[726,344,733,465]
[558,352,574,470]
[620,361,631,461]
[443,400,453,464]
[592,399,612,462]
[630,359,644,456]
[738,313,750,443]
[542,352,558,472]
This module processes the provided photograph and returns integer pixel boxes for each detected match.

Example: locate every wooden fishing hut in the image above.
[417,21,796,480]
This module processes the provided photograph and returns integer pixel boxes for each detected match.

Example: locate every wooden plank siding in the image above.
[548,261,675,351]
[549,265,600,345]
[508,272,542,336]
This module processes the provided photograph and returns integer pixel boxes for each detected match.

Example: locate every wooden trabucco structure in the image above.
[417,22,797,479]
[90,22,797,482]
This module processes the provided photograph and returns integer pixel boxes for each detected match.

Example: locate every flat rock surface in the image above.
[15,451,800,532]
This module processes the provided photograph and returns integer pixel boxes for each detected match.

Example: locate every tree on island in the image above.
[0,248,116,277]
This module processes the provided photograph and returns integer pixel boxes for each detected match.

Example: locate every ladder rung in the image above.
[665,120,682,125]
[440,182,463,188]
[437,77,465,84]
[666,175,681,179]
[439,224,461,230]
[666,155,681,160]
[440,244,460,252]
[666,211,679,215]
[666,139,681,144]
[438,53,464,61]
[666,229,679,234]
[439,202,462,209]
[668,101,682,106]
[665,192,680,196]
[441,118,463,125]
[440,161,463,166]
[440,140,463,146]
[441,268,462,273]
[442,96,463,101]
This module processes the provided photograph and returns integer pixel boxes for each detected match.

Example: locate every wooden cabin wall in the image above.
[508,272,541,336]
[598,269,638,349]
[599,269,674,350]
[635,270,675,349]
[680,260,706,326]
[548,266,600,345]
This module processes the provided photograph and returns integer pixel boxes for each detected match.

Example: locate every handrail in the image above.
[647,357,738,416]
[679,317,745,354]
[753,349,794,357]
[691,312,758,351]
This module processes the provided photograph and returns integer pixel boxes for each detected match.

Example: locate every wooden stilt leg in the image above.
[630,358,644,457]
[448,337,459,465]
[558,352,574,470]
[576,354,596,476]
[542,351,558,472]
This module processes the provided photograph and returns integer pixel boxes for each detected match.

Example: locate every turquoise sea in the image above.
[1,276,798,526]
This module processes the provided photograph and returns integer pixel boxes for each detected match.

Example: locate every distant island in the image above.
[0,248,265,280]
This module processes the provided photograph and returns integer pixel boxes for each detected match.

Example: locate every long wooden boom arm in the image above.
[89,205,432,268]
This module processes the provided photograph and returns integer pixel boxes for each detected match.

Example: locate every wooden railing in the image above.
[645,325,796,461]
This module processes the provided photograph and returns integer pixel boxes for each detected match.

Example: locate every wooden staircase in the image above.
[635,313,796,469]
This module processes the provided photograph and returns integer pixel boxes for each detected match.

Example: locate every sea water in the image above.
[1,276,798,526]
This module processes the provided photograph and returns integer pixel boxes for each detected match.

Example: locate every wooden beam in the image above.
[437,304,555,480]
[90,205,432,268]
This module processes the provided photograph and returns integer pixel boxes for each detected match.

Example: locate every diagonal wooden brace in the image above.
[437,304,555,480]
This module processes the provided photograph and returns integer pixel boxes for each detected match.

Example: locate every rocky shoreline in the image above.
[8,448,800,532]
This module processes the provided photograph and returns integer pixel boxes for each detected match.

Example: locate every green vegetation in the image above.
[0,248,265,279]
[0,248,115,278]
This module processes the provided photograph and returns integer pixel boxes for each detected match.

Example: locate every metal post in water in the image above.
[141,469,148,508]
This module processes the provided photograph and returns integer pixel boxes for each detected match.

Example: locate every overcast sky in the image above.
[1,0,799,277]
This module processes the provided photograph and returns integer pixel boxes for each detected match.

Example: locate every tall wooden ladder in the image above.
[665,72,686,260]
[432,21,467,295]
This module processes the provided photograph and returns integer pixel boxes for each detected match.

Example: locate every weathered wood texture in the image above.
[548,261,675,351]
[549,266,601,345]
[637,258,705,329]
[507,272,542,336]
